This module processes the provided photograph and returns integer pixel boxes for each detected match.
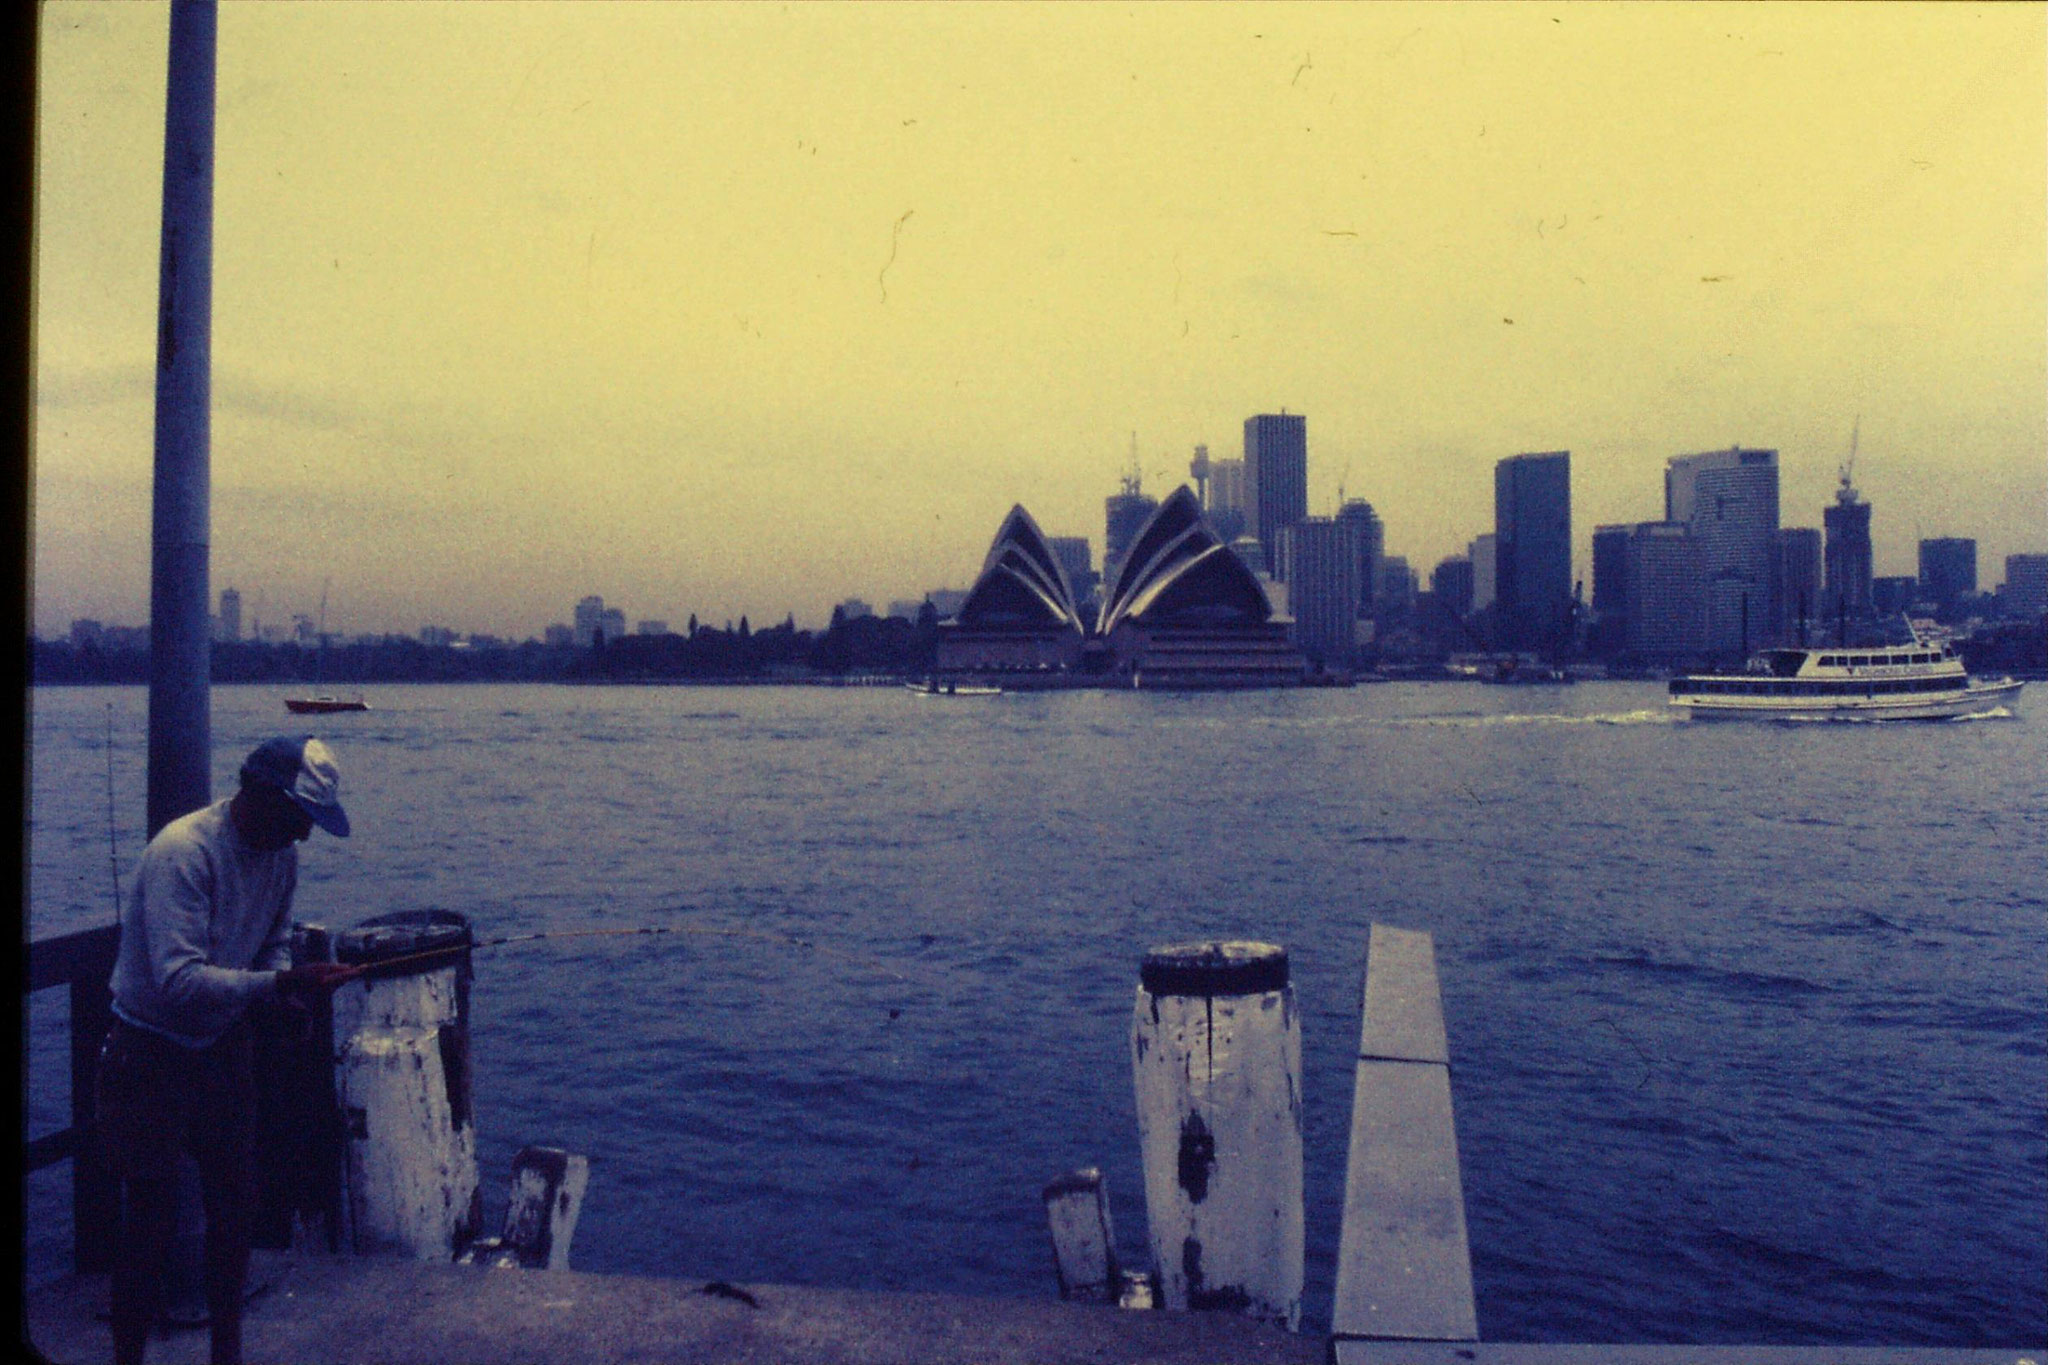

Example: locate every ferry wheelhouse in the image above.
[1668,641,2023,721]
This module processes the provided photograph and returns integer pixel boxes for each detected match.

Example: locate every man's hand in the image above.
[276,961,363,1003]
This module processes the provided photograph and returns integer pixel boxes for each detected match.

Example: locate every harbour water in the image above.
[24,681,2046,1345]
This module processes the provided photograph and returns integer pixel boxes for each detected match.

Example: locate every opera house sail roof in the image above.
[943,487,1299,688]
[954,504,1086,634]
[1096,486,1274,636]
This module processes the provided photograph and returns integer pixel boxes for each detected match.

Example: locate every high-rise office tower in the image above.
[1494,451,1572,653]
[1431,556,1475,623]
[1276,518,1362,664]
[1207,458,1248,544]
[1103,480,1159,591]
[216,587,242,643]
[1335,499,1383,617]
[1591,525,1631,620]
[1918,538,1976,608]
[1374,556,1417,627]
[1623,522,1702,662]
[1777,528,1822,644]
[1823,475,1873,620]
[1245,413,1307,581]
[1590,525,1631,654]
[1666,447,1779,654]
[1469,534,1497,613]
[2003,553,2048,618]
[1048,535,1096,607]
[573,595,606,648]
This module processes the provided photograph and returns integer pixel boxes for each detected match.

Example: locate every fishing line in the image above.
[355,922,944,995]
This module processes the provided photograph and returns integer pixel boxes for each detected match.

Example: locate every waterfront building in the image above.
[420,625,458,647]
[836,598,875,621]
[1872,576,1917,617]
[1469,534,1497,614]
[1666,447,1779,655]
[1097,487,1302,687]
[1918,537,1976,608]
[1245,413,1308,580]
[1590,524,1631,653]
[601,608,627,644]
[1276,517,1363,665]
[936,505,1088,674]
[217,587,242,643]
[1823,479,1874,619]
[70,619,103,649]
[925,588,968,621]
[1777,527,1823,645]
[636,620,670,636]
[1335,499,1384,618]
[544,623,574,647]
[1494,451,1572,653]
[1622,521,1702,663]
[2003,553,2048,618]
[938,491,1300,686]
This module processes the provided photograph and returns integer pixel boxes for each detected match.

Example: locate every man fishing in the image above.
[96,736,364,1365]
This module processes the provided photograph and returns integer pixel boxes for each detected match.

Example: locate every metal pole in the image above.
[147,0,217,838]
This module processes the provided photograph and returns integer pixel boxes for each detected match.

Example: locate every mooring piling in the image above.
[330,910,483,1260]
[1130,940,1304,1331]
[459,1145,591,1270]
[1042,1167,1123,1304]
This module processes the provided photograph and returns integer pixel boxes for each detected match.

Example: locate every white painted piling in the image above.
[1042,1167,1122,1303]
[1331,924,1477,1344]
[331,911,482,1261]
[1130,940,1303,1331]
[460,1146,591,1270]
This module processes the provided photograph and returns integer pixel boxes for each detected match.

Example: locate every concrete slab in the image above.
[1331,1344,2040,1364]
[23,1251,1327,1365]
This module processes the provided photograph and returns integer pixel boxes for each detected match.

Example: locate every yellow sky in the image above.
[32,2,2046,637]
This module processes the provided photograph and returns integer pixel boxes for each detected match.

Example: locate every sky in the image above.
[31,2,2046,640]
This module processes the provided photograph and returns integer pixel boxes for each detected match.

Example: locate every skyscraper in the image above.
[1666,447,1779,655]
[1048,535,1095,607]
[1334,499,1383,617]
[1430,556,1475,623]
[1590,524,1632,656]
[1103,479,1158,590]
[1918,537,1976,608]
[1777,527,1822,644]
[1469,534,1497,613]
[1494,451,1572,653]
[573,595,606,648]
[1207,458,1248,544]
[1623,522,1702,663]
[1276,518,1361,664]
[2003,553,2048,618]
[1244,413,1307,581]
[1823,476,1873,620]
[217,587,242,643]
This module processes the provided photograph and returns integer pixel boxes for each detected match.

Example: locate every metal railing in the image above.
[26,923,121,1275]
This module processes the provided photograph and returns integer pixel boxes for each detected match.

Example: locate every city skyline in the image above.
[31,3,2046,640]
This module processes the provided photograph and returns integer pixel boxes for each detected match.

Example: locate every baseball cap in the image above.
[240,736,351,837]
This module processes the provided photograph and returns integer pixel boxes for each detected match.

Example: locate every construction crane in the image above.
[1836,416,1861,505]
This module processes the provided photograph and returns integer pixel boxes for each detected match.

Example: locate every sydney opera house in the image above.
[935,487,1305,688]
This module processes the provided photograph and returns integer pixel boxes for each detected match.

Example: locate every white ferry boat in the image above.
[1668,640,2023,721]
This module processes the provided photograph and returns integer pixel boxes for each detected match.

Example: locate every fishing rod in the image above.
[349,922,941,991]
